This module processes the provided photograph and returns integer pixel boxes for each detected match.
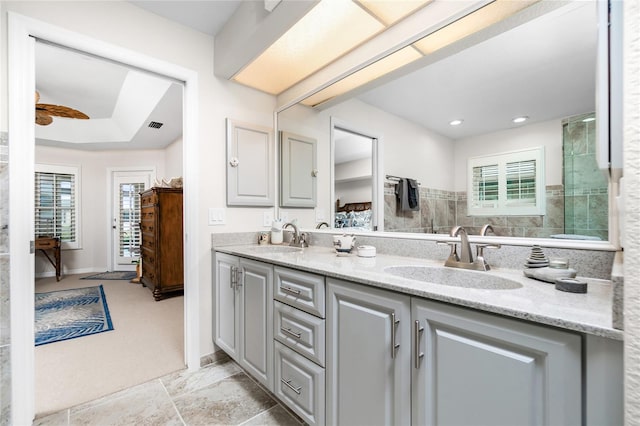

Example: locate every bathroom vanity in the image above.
[212,244,622,426]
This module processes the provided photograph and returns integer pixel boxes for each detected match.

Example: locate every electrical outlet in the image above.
[315,209,326,222]
[208,208,226,225]
[263,211,273,227]
[280,211,289,223]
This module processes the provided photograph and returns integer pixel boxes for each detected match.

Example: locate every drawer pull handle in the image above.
[414,320,424,369]
[281,378,302,395]
[391,312,400,359]
[281,327,302,339]
[280,286,301,295]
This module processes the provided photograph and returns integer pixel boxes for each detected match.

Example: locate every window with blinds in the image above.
[35,164,81,249]
[119,182,145,258]
[468,147,545,216]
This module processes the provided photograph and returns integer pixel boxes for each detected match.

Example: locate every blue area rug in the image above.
[81,271,137,280]
[35,285,114,346]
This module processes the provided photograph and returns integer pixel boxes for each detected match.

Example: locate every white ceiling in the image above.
[35,1,241,151]
[35,1,597,150]
[357,1,597,139]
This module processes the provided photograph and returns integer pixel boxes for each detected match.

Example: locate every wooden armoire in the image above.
[140,187,184,300]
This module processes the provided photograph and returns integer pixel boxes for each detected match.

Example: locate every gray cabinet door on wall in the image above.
[280,131,317,207]
[412,299,582,426]
[226,118,274,206]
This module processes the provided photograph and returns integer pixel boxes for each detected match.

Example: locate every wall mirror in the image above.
[276,0,615,247]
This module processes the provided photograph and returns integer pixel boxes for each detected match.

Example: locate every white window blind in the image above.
[119,182,145,258]
[468,147,545,216]
[35,164,81,249]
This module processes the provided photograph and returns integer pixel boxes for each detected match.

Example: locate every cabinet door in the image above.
[412,299,581,426]
[280,131,317,207]
[226,118,274,206]
[326,278,411,426]
[213,252,239,360]
[239,259,274,391]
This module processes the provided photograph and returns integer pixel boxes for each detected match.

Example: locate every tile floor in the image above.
[33,353,303,426]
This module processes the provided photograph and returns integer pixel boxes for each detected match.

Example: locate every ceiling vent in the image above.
[148,121,164,129]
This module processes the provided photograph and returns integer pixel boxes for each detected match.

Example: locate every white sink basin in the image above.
[247,245,303,254]
[383,265,522,290]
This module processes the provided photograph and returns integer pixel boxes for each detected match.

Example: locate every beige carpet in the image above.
[35,274,185,416]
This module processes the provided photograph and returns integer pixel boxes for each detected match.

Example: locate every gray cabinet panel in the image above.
[239,259,274,390]
[280,131,317,207]
[213,252,238,359]
[226,118,274,206]
[327,278,411,426]
[412,299,582,426]
[213,253,274,391]
[274,341,325,426]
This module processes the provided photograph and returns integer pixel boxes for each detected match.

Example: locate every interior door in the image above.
[112,171,151,270]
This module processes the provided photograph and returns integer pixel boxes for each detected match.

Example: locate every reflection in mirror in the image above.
[333,127,375,231]
[277,1,608,242]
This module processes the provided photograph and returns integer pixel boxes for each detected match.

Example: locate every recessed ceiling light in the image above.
[512,116,528,124]
[449,119,463,126]
[582,117,596,122]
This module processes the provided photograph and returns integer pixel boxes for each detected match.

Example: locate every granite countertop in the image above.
[214,244,623,341]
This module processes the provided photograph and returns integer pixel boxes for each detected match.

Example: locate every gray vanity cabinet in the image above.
[412,299,582,426]
[326,278,411,426]
[280,131,317,207]
[213,253,274,390]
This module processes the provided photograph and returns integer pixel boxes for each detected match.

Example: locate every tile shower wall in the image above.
[563,113,609,241]
[384,182,566,238]
[0,131,10,425]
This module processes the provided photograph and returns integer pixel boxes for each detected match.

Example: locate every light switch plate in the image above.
[315,209,326,222]
[208,208,226,225]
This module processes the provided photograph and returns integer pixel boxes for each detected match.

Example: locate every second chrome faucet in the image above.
[439,225,501,271]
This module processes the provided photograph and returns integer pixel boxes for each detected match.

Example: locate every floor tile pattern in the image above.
[33,355,303,426]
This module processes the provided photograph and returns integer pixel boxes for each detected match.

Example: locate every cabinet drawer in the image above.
[140,192,158,206]
[274,341,325,426]
[274,267,325,318]
[141,234,155,249]
[274,301,325,366]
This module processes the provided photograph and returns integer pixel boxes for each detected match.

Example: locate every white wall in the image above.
[1,1,276,356]
[452,119,564,192]
[34,145,167,275]
[164,137,183,179]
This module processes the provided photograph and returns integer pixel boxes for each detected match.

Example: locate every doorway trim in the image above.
[330,117,384,231]
[8,12,200,424]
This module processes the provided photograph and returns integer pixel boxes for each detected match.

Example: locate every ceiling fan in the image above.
[35,91,90,126]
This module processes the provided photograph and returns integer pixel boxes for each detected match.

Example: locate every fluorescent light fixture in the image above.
[582,117,596,122]
[512,116,529,123]
[356,0,432,26]
[234,1,385,95]
[301,46,422,107]
[233,0,430,95]
[449,119,464,126]
[302,0,539,108]
[413,0,539,55]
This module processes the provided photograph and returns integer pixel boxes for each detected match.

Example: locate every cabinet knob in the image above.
[229,157,240,167]
[311,169,318,177]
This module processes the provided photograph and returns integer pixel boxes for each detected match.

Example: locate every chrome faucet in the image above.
[438,225,500,271]
[315,221,330,229]
[450,226,473,263]
[283,222,308,248]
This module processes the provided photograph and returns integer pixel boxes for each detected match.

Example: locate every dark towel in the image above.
[395,178,419,212]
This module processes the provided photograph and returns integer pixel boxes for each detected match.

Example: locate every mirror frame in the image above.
[272,1,619,252]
